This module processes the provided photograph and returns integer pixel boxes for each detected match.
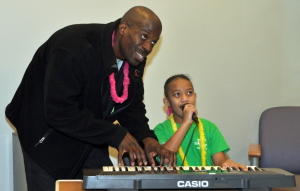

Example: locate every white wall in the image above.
[1,0,300,190]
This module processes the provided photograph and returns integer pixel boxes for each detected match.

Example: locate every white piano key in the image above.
[203,166,213,170]
[114,166,120,171]
[102,166,109,171]
[247,166,261,171]
[136,166,143,172]
[165,166,174,171]
[120,166,126,171]
[153,166,159,171]
[181,166,190,170]
[127,166,136,171]
[144,166,152,171]
[108,166,114,171]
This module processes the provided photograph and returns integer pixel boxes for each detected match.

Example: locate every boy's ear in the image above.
[163,97,170,106]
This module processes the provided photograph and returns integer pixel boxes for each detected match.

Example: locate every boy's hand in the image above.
[181,103,198,126]
[221,159,248,171]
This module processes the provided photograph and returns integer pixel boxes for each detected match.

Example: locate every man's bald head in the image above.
[113,6,162,67]
[121,6,162,31]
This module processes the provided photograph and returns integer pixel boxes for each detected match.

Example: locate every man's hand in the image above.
[143,137,177,167]
[118,132,147,166]
[221,159,248,171]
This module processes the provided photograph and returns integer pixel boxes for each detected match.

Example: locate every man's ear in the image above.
[119,22,128,36]
[163,97,170,107]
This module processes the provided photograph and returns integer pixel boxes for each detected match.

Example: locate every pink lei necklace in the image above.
[109,30,130,104]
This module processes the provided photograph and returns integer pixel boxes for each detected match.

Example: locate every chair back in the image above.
[259,107,300,174]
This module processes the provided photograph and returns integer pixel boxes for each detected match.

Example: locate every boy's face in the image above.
[164,78,196,121]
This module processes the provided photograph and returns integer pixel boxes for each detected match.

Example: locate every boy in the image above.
[154,74,247,170]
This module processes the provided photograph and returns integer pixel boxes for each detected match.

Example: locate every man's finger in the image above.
[140,150,148,166]
[144,148,153,166]
[160,154,165,167]
[136,150,143,166]
[148,151,158,167]
[129,150,135,166]
[173,151,177,167]
[168,151,174,167]
[117,151,123,166]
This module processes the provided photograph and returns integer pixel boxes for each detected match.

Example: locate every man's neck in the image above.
[112,29,125,60]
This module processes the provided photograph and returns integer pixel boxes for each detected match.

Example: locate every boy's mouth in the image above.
[180,103,188,111]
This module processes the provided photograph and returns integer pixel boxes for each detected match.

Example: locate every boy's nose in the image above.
[181,95,188,102]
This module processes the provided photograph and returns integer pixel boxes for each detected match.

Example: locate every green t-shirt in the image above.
[154,118,230,166]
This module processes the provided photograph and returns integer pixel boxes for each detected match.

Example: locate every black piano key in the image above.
[172,166,177,172]
[163,166,170,173]
[254,166,262,171]
[232,166,238,171]
[139,166,145,173]
[150,166,155,172]
[156,166,161,172]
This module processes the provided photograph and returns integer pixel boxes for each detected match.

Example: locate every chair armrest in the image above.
[249,144,261,158]
[55,180,85,191]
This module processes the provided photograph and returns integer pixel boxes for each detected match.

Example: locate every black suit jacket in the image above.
[5,19,156,179]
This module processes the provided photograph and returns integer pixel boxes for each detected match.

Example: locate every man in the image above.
[6,6,175,191]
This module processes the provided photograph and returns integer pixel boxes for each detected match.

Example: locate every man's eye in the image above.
[142,35,147,40]
[151,41,156,45]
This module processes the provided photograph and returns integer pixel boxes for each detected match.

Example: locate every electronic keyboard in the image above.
[82,166,296,191]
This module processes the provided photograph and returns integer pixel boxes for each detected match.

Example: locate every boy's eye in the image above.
[142,35,147,40]
[187,91,193,95]
[173,93,180,97]
[151,41,156,45]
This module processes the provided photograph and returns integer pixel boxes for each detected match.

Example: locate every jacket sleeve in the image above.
[117,69,157,143]
[44,49,127,148]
